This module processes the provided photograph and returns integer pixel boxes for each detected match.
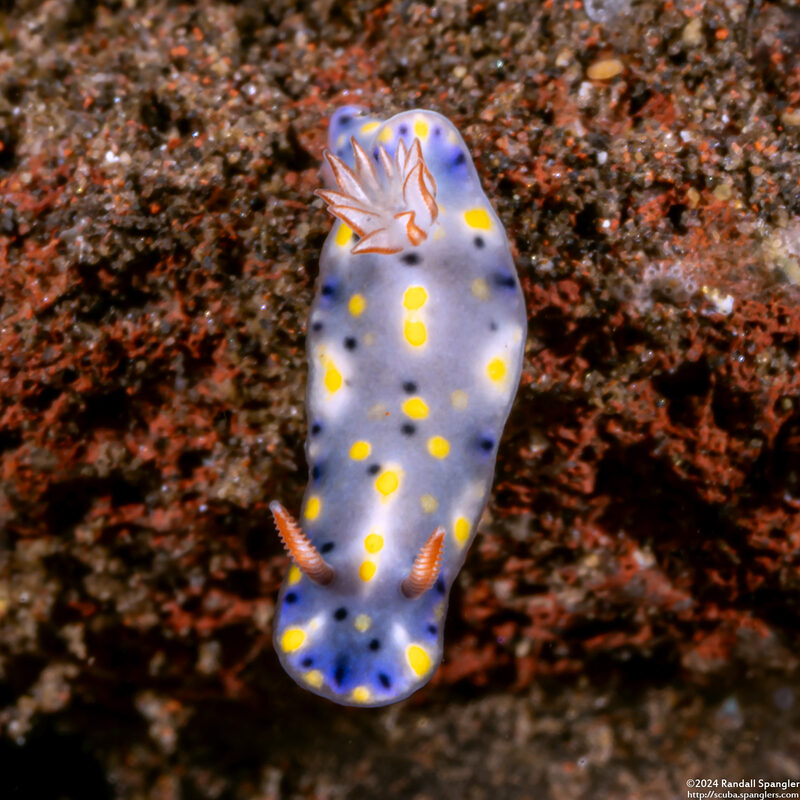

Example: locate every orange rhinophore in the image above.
[269,501,334,586]
[401,527,445,599]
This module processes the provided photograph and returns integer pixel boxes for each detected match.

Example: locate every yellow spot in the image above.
[406,644,432,677]
[402,397,429,419]
[359,560,377,581]
[378,126,393,143]
[360,121,379,134]
[447,131,458,145]
[364,533,384,553]
[433,225,446,241]
[451,390,468,410]
[487,357,507,382]
[335,223,353,247]
[349,440,371,460]
[403,285,428,310]
[427,436,450,459]
[375,470,399,497]
[304,669,324,688]
[348,293,366,316]
[352,686,372,703]
[472,278,490,300]
[464,208,492,230]
[404,319,427,347]
[414,119,429,140]
[336,134,346,148]
[324,361,342,393]
[354,614,372,632]
[454,516,471,545]
[281,628,305,652]
[420,494,438,513]
[305,495,321,520]
[288,566,302,585]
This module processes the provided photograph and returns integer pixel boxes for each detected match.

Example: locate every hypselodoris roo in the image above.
[270,107,526,707]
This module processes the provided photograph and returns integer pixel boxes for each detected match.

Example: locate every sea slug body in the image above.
[270,106,526,707]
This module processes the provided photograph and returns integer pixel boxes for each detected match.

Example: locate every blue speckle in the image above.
[492,271,516,289]
[320,541,335,553]
[453,152,466,166]
[479,435,495,452]
[311,422,322,436]
[399,124,408,135]
[301,656,313,668]
[333,654,349,687]
[378,672,392,689]
[435,577,445,595]
[427,624,437,636]
[311,464,323,481]
[285,592,298,604]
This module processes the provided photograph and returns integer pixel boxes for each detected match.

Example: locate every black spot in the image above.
[435,577,445,595]
[311,464,323,481]
[401,423,416,436]
[311,423,322,436]
[373,148,379,161]
[378,672,392,688]
[284,592,298,604]
[402,381,418,393]
[490,321,498,331]
[344,337,357,350]
[427,624,437,635]
[434,127,441,136]
[400,252,421,265]
[369,639,381,651]
[479,436,495,452]
[337,149,345,157]
[320,541,335,554]
[321,282,337,298]
[492,271,516,289]
[453,152,466,166]
[367,463,381,475]
[333,655,349,687]
[339,114,352,125]
[312,321,323,332]
[474,236,485,249]
[399,124,408,134]
[333,607,348,621]
[301,657,314,668]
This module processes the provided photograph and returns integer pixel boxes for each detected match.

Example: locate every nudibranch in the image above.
[270,106,526,707]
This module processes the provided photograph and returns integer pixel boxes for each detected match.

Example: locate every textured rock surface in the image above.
[1,0,799,797]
